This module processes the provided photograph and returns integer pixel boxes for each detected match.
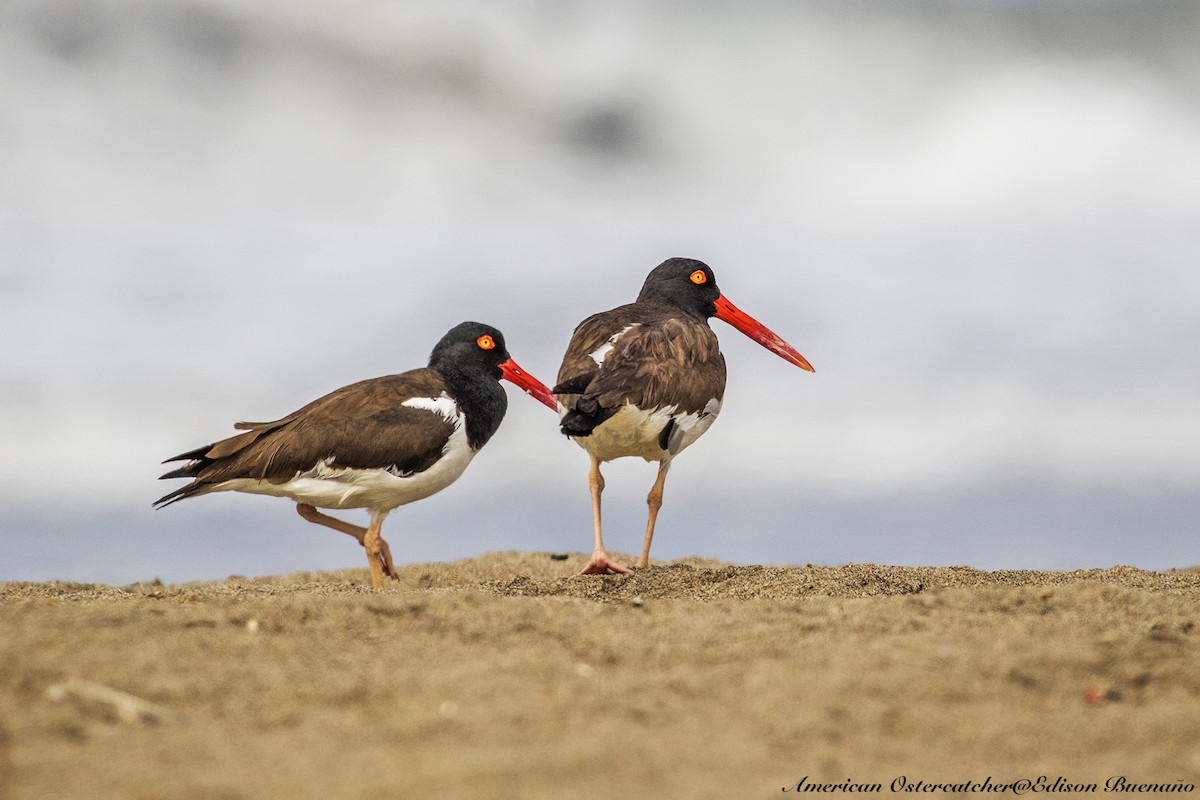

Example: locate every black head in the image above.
[635,257,721,320]
[429,321,511,380]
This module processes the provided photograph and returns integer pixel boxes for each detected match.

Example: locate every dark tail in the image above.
[153,444,218,508]
[557,395,616,438]
[153,483,206,509]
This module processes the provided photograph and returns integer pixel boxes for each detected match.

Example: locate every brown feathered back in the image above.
[555,302,726,437]
[155,369,455,506]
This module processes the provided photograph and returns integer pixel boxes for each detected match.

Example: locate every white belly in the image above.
[568,399,721,463]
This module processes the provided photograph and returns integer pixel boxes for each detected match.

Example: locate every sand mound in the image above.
[2,553,1198,799]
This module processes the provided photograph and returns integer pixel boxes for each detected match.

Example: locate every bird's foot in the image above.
[364,533,398,589]
[378,537,399,581]
[578,552,632,576]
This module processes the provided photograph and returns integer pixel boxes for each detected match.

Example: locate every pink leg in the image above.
[295,504,397,582]
[579,456,631,576]
[362,511,389,589]
[634,460,670,569]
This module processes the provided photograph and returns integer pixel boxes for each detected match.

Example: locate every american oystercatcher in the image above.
[155,322,557,588]
[554,258,815,575]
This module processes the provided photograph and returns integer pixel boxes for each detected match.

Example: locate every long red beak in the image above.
[713,295,815,372]
[499,357,559,409]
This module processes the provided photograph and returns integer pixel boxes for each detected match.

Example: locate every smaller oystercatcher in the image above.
[155,322,556,588]
[554,258,814,575]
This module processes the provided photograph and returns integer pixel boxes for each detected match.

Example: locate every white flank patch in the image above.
[589,324,639,365]
[217,393,476,512]
[573,398,722,463]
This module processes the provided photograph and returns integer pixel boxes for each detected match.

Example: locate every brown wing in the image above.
[555,302,726,436]
[554,303,647,395]
[155,368,455,506]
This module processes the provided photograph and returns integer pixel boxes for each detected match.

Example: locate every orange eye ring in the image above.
[477,335,496,350]
[689,269,707,285]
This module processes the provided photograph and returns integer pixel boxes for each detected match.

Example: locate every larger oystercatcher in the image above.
[156,322,556,588]
[554,258,814,575]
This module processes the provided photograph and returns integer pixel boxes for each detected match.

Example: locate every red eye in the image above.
[477,335,495,350]
[690,269,707,285]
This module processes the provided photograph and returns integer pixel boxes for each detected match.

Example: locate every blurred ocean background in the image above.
[2,0,1197,583]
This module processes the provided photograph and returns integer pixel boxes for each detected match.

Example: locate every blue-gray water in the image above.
[2,0,1198,583]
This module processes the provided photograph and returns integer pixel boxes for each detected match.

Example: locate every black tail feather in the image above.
[155,442,218,508]
[551,375,592,396]
[153,481,209,509]
[161,444,213,464]
[158,461,207,481]
[559,396,616,438]
[157,442,217,482]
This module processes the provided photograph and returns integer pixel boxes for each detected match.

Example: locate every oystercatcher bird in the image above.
[155,322,556,588]
[554,258,815,575]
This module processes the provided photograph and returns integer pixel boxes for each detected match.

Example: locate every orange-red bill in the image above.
[713,294,815,372]
[499,357,559,409]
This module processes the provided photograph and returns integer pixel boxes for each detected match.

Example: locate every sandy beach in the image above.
[2,552,1199,799]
